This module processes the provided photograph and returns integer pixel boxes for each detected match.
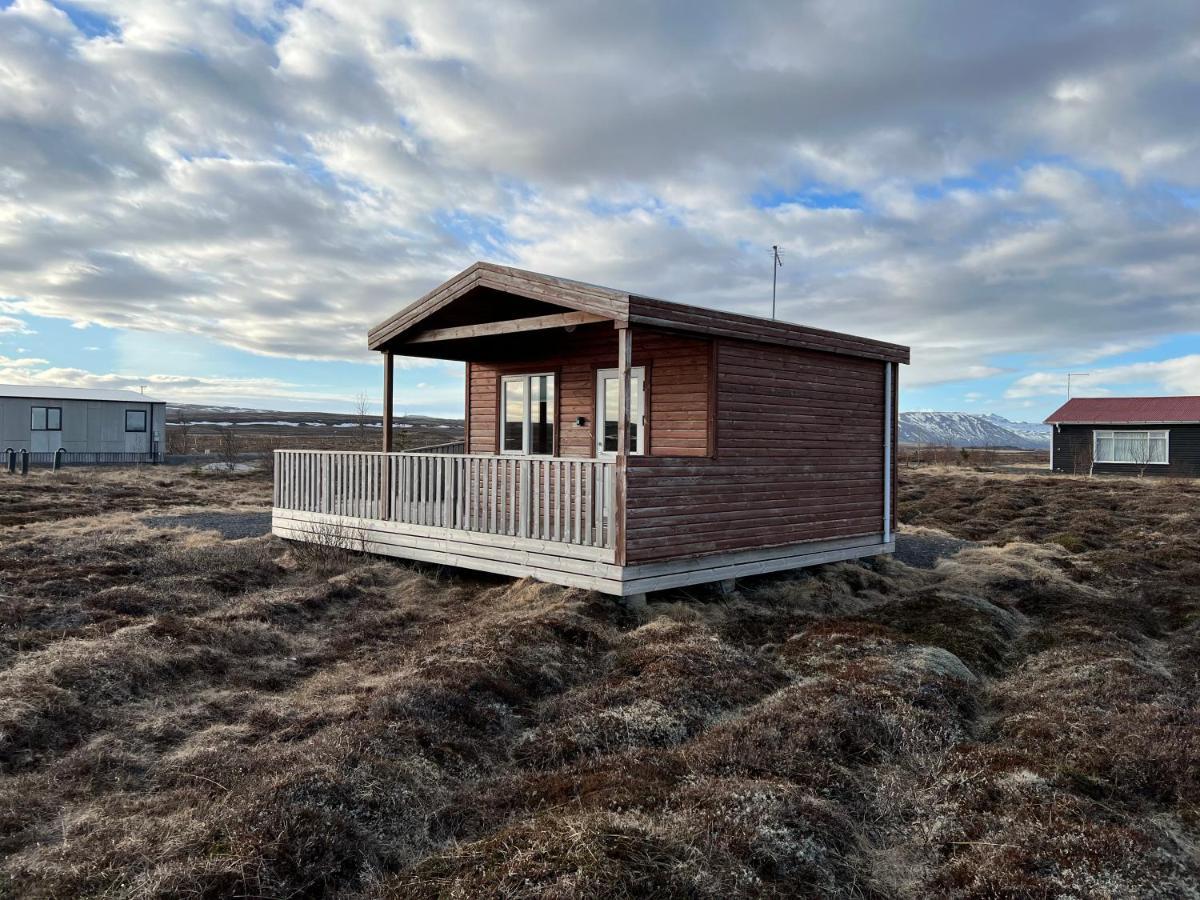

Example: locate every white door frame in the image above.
[595,366,646,456]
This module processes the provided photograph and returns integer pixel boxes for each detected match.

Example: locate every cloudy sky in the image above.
[1,0,1199,419]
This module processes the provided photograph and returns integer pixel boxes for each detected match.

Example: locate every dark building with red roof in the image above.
[1044,396,1200,476]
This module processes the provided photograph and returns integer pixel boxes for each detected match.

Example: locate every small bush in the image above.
[1049,532,1087,553]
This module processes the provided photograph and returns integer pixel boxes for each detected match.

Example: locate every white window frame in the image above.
[1092,429,1169,465]
[500,373,555,456]
[595,366,647,457]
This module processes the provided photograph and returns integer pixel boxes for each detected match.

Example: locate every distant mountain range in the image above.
[167,403,1048,451]
[165,404,464,449]
[167,404,461,429]
[899,412,1050,450]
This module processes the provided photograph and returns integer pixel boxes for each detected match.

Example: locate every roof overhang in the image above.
[370,261,910,365]
[0,384,165,404]
[1044,420,1200,426]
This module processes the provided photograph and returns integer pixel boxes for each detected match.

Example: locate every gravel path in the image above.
[894,531,973,569]
[143,511,272,540]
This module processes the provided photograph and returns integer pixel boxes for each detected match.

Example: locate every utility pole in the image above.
[1067,372,1089,398]
[771,245,783,319]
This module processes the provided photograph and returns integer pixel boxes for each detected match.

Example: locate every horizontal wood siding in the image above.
[1051,423,1200,476]
[624,339,889,563]
[466,326,711,457]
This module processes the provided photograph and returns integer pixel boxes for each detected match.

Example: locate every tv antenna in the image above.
[1067,372,1089,398]
[771,245,783,319]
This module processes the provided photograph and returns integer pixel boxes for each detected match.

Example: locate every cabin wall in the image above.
[623,339,892,564]
[466,326,712,458]
[1051,423,1200,476]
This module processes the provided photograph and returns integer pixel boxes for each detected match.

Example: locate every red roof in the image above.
[1044,396,1200,425]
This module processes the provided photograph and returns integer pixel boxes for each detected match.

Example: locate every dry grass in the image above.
[0,466,1197,897]
[0,464,271,527]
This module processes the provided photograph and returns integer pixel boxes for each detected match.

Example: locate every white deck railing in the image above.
[274,450,616,548]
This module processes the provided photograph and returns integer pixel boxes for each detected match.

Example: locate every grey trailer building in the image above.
[0,384,166,463]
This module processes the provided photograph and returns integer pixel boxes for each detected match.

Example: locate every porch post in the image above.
[614,326,631,566]
[382,351,394,453]
[381,351,394,520]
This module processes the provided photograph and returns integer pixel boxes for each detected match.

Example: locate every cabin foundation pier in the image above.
[622,593,648,610]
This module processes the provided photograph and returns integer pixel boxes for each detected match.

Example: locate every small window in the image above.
[1093,430,1168,464]
[125,409,148,432]
[31,406,61,431]
[500,373,555,455]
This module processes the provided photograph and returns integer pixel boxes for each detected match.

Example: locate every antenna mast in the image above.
[1067,372,1089,398]
[771,245,783,319]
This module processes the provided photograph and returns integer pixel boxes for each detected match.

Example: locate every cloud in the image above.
[0,0,1197,398]
[0,353,315,401]
[0,316,33,335]
[0,353,454,412]
[1006,354,1200,399]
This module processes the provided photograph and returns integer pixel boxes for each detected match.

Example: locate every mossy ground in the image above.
[1,466,1197,897]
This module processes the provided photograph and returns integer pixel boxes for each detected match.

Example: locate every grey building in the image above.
[0,384,166,462]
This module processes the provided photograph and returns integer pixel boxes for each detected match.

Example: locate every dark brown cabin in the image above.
[272,262,910,598]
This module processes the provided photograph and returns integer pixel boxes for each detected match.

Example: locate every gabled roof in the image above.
[368,261,910,364]
[1044,396,1200,425]
[0,383,163,403]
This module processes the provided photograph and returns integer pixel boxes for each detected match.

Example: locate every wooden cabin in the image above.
[272,262,910,599]
[1046,396,1200,476]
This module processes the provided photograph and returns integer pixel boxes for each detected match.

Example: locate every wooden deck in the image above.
[273,449,622,590]
[272,448,892,595]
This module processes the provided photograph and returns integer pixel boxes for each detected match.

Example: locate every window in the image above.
[1093,430,1167,465]
[31,406,61,431]
[596,367,646,455]
[125,409,148,432]
[500,374,555,455]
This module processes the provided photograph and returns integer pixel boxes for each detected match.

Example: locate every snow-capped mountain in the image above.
[899,412,1050,449]
[981,414,1053,446]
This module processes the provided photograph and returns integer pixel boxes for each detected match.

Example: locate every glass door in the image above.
[595,368,645,456]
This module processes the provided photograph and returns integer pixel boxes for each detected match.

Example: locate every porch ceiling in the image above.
[368,262,628,354]
[387,319,616,363]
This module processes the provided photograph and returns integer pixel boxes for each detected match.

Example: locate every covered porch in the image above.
[274,265,641,593]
